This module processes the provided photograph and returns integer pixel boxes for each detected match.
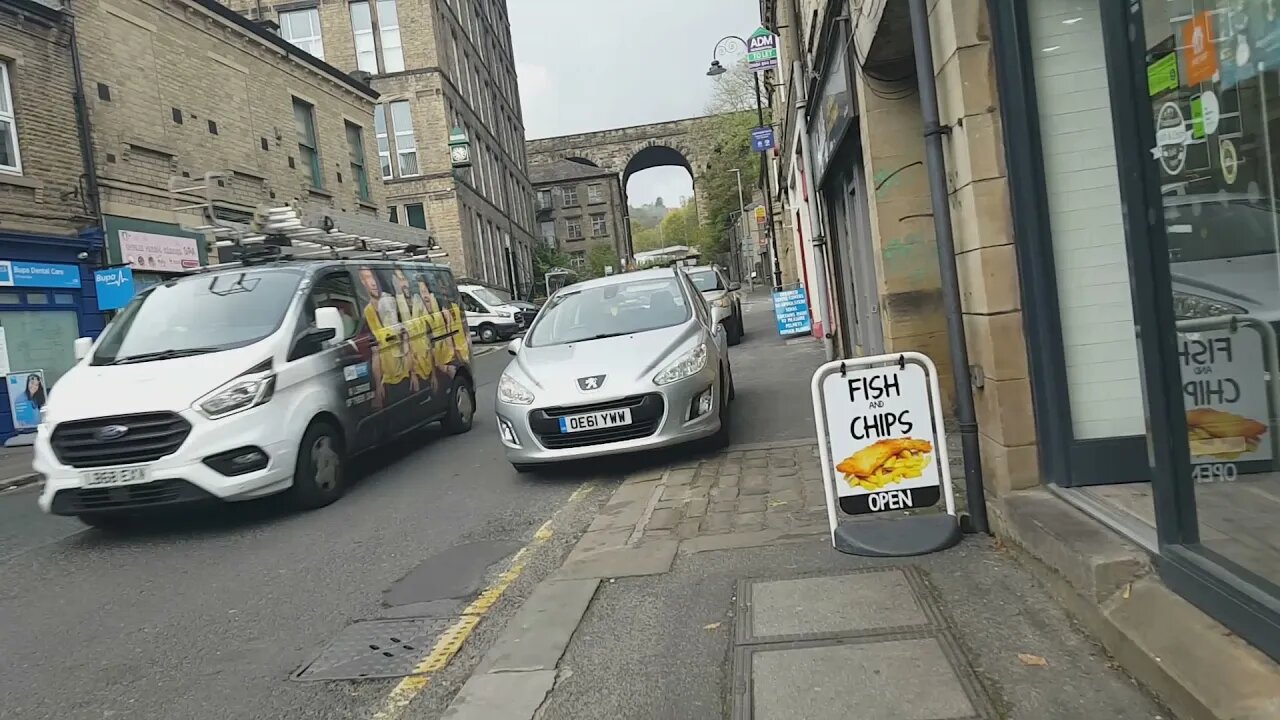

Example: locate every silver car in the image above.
[684,265,743,346]
[496,268,735,472]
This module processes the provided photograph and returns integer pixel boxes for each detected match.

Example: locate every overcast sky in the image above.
[509,0,762,208]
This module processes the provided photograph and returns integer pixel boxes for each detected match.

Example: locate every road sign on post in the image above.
[811,352,963,557]
[747,27,779,73]
[750,126,775,152]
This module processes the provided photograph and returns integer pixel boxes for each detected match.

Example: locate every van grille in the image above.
[51,413,192,468]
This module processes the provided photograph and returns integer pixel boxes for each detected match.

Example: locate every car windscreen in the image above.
[1165,198,1280,262]
[526,277,691,347]
[91,268,303,365]
[471,286,506,307]
[687,269,724,292]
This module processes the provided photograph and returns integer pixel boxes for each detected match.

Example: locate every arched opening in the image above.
[623,145,698,259]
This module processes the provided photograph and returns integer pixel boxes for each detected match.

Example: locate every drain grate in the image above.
[292,617,453,682]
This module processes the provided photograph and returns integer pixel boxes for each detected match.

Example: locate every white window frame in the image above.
[388,101,419,177]
[376,0,405,73]
[587,183,604,204]
[374,105,392,179]
[279,8,324,59]
[0,63,21,175]
[349,1,378,74]
[562,185,579,207]
[591,214,607,237]
[566,217,582,240]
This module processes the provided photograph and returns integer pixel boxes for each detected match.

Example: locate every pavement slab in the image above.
[440,670,557,720]
[477,578,599,673]
[744,569,931,641]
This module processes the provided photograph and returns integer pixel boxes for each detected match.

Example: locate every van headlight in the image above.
[498,374,535,405]
[196,370,276,419]
[1172,291,1246,320]
[654,343,708,386]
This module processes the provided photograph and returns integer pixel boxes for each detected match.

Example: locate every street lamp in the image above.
[728,168,752,290]
[706,35,781,290]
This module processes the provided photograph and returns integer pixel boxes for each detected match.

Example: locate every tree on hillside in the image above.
[657,204,701,248]
[631,219,663,252]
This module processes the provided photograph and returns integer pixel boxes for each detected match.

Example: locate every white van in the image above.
[457,283,529,343]
[32,258,476,528]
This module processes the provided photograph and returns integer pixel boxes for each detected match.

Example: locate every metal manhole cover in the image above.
[293,617,453,681]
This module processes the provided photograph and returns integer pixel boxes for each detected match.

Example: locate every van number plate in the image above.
[81,466,149,488]
[558,408,633,433]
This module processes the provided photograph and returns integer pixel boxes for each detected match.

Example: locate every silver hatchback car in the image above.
[496,268,735,472]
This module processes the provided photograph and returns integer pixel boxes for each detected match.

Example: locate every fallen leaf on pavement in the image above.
[767,499,788,508]
[703,622,722,630]
[1122,583,1131,599]
[1017,653,1048,667]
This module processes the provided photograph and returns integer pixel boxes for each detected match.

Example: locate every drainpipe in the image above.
[907,0,989,534]
[66,2,102,229]
[793,61,836,363]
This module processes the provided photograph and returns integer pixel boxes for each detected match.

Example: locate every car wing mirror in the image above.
[507,337,523,355]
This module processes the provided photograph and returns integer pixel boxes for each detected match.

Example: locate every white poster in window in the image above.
[1179,327,1274,481]
[118,230,200,272]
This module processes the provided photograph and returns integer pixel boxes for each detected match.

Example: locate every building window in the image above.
[349,2,377,73]
[373,106,392,179]
[345,121,370,201]
[539,220,556,247]
[279,8,324,59]
[587,183,605,204]
[0,63,20,174]
[376,0,405,73]
[404,202,427,229]
[591,213,608,237]
[375,101,418,178]
[292,98,321,188]
[566,217,582,240]
[569,251,585,269]
[388,206,399,223]
[562,185,579,207]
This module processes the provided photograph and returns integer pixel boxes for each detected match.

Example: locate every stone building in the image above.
[232,0,537,298]
[0,0,106,440]
[74,0,390,291]
[529,159,628,271]
[764,0,1280,712]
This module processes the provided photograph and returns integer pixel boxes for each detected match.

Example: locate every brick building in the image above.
[73,0,390,290]
[529,159,628,272]
[0,0,106,438]
[232,0,537,298]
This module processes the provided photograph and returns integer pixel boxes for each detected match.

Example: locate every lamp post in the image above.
[728,168,752,290]
[707,36,780,290]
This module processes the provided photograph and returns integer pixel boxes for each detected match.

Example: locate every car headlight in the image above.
[712,297,731,308]
[654,343,708,386]
[195,369,276,419]
[498,373,535,405]
[1172,291,1246,320]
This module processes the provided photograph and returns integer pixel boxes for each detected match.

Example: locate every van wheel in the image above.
[443,376,475,434]
[478,324,499,343]
[290,421,345,510]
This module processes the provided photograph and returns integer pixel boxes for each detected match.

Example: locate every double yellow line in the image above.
[369,482,596,720]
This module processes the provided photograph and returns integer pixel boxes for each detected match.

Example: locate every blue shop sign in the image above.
[772,287,813,336]
[94,267,135,311]
[0,260,81,289]
[750,126,776,152]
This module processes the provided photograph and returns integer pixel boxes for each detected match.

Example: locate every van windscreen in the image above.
[91,268,303,365]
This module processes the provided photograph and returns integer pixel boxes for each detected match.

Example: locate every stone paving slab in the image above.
[747,570,930,640]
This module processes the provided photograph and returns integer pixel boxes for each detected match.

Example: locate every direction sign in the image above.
[750,126,775,152]
[747,27,778,73]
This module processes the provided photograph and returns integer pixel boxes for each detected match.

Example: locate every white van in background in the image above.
[458,283,529,343]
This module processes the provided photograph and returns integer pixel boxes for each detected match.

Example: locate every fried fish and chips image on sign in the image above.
[822,362,942,515]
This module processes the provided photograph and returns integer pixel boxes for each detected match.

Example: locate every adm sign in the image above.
[747,27,778,72]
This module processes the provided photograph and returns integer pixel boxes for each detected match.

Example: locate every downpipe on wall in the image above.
[907,0,990,534]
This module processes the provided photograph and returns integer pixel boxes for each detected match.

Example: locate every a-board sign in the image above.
[1179,326,1274,481]
[821,361,942,514]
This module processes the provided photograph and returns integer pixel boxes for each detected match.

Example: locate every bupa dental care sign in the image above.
[821,363,942,514]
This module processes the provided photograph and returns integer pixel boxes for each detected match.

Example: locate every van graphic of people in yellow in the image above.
[394,267,437,395]
[358,267,412,410]
[417,274,455,386]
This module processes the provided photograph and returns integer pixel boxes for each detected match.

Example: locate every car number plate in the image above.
[558,408,633,433]
[81,466,149,488]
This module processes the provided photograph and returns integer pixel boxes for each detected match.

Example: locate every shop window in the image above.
[0,293,18,305]
[53,294,74,305]
[24,294,47,305]
[1029,1,1146,439]
[1143,0,1280,597]
[0,310,80,387]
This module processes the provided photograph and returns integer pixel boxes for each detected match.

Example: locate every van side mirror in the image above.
[73,337,93,360]
[507,337,523,356]
[314,307,344,346]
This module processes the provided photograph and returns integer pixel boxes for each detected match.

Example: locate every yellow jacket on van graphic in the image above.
[364,303,411,386]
